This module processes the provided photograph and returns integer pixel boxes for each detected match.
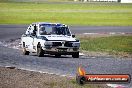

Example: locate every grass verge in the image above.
[79,35,132,57]
[0,2,132,26]
[0,67,109,88]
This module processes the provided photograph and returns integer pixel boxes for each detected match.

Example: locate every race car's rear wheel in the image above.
[72,52,79,58]
[22,48,29,55]
[37,43,44,57]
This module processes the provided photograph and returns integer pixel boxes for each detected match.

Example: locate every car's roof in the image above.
[32,22,68,27]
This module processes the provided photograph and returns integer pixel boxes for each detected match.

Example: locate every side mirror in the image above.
[72,34,75,38]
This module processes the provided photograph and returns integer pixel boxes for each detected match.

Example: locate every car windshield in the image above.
[39,26,71,36]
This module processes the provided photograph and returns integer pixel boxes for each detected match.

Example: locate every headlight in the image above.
[44,41,52,45]
[75,39,80,42]
[72,42,80,47]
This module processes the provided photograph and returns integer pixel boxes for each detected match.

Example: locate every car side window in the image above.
[32,25,37,36]
[30,25,38,36]
[34,25,37,31]
[25,25,32,35]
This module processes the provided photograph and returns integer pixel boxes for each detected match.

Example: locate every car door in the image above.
[28,24,38,52]
[32,24,38,52]
[25,25,34,51]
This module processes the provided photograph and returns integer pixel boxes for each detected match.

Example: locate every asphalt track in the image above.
[0,24,132,41]
[0,25,132,87]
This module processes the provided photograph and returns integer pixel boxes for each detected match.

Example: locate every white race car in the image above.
[21,22,80,58]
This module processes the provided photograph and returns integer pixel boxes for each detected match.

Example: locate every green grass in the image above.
[80,36,132,54]
[0,0,73,2]
[0,2,132,25]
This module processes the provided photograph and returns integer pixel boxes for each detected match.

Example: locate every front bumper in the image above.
[42,46,79,55]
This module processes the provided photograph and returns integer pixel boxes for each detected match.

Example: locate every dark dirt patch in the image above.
[0,67,110,88]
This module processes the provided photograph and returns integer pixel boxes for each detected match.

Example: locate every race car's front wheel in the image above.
[72,52,79,58]
[22,48,29,55]
[37,47,44,57]
[37,43,44,57]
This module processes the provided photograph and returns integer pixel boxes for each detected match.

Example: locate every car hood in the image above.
[43,35,76,41]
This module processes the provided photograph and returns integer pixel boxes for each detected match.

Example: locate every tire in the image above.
[55,54,61,58]
[72,52,79,58]
[22,48,29,55]
[37,46,44,57]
